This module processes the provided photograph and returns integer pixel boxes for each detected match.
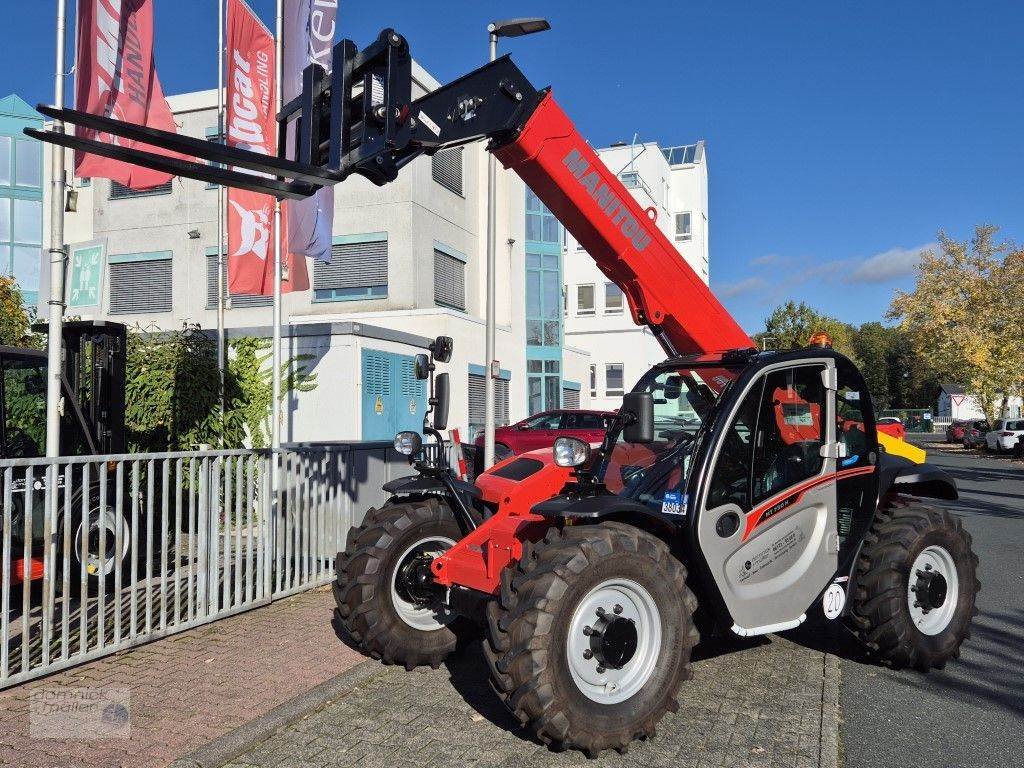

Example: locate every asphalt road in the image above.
[830,436,1023,768]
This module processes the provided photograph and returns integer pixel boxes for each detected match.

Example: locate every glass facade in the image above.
[0,96,44,307]
[525,187,563,414]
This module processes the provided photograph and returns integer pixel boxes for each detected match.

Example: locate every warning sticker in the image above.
[418,110,441,137]
[374,395,384,415]
[782,403,813,426]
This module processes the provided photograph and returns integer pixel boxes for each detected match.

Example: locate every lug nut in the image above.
[595,607,606,617]
[583,649,593,660]
[583,625,594,636]
[613,604,623,615]
[596,665,606,674]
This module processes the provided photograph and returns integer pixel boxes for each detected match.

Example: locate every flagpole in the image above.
[272,0,283,451]
[45,0,69,458]
[217,0,227,443]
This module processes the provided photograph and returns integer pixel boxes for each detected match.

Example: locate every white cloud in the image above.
[717,276,768,298]
[845,243,936,284]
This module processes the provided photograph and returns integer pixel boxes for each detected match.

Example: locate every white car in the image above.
[985,419,1024,452]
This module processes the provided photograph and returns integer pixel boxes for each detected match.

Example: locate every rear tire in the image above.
[333,498,465,670]
[483,523,698,756]
[847,495,979,671]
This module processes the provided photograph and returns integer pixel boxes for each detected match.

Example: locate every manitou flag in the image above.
[226,0,308,295]
[74,0,180,189]
[283,0,337,263]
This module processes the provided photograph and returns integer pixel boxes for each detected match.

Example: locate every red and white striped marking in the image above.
[450,429,468,480]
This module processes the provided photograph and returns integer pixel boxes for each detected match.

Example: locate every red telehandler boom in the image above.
[32,28,979,758]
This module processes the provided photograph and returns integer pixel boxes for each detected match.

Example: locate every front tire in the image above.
[847,495,979,670]
[333,498,465,670]
[484,523,698,756]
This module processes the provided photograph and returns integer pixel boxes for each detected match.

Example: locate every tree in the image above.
[851,322,895,410]
[755,301,859,363]
[889,226,1023,421]
[0,276,34,347]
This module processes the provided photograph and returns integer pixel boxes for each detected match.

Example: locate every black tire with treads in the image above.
[333,498,466,670]
[483,522,699,757]
[846,494,979,671]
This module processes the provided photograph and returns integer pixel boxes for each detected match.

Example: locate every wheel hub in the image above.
[587,613,638,670]
[389,536,456,631]
[911,566,948,613]
[396,554,441,605]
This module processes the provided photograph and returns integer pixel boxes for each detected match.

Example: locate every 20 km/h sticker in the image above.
[822,583,846,620]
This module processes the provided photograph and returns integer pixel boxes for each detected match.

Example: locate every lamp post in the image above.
[483,17,550,469]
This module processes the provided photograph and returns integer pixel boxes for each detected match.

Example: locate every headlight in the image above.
[553,437,590,468]
[393,431,423,456]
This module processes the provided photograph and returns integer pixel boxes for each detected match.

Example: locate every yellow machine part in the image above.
[877,431,927,464]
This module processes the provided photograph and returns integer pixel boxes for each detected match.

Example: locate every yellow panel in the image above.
[877,431,926,464]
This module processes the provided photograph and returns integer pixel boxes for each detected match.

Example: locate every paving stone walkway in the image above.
[0,587,363,768]
[221,631,839,768]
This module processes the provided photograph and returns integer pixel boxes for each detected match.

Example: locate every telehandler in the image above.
[33,27,980,756]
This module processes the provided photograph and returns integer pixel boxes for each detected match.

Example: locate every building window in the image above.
[589,364,597,397]
[526,188,560,243]
[205,253,272,308]
[434,248,466,310]
[576,284,594,316]
[12,199,41,245]
[432,147,463,196]
[110,179,173,199]
[619,171,639,189]
[604,282,623,314]
[14,140,42,188]
[109,253,172,314]
[675,211,692,242]
[605,363,624,396]
[469,371,510,438]
[526,251,560,347]
[314,235,388,302]
[1,197,43,299]
[0,136,10,186]
[527,359,561,415]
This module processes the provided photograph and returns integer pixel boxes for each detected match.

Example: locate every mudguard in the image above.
[532,492,680,542]
[877,452,958,502]
[382,474,481,499]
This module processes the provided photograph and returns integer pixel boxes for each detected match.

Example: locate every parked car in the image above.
[985,419,1024,453]
[876,416,906,440]
[962,420,990,449]
[475,409,616,462]
[945,420,969,442]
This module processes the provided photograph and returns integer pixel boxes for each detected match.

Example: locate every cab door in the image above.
[696,361,841,635]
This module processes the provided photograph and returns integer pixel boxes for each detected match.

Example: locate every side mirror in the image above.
[430,335,453,363]
[414,354,430,380]
[663,375,682,401]
[433,373,450,430]
[622,391,654,443]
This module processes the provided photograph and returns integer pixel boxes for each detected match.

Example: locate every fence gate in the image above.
[0,444,404,690]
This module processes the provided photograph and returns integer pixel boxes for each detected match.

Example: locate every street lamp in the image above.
[483,16,551,469]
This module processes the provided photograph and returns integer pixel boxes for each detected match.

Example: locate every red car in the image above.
[476,409,616,462]
[876,417,906,440]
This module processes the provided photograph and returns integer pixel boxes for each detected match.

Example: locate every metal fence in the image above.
[0,442,415,690]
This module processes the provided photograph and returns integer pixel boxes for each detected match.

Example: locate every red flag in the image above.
[226,0,309,295]
[74,0,180,189]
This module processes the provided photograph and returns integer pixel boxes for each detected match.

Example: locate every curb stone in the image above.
[168,660,383,768]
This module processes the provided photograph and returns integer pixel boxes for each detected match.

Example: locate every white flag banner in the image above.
[283,0,338,263]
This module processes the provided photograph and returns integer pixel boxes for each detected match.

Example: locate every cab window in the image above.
[708,365,827,511]
[2,358,48,458]
[565,412,605,430]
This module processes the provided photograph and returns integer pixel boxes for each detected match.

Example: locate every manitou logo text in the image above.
[562,148,653,252]
[229,49,273,153]
[94,0,145,111]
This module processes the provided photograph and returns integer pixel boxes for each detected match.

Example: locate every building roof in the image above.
[940,383,966,395]
[0,93,39,120]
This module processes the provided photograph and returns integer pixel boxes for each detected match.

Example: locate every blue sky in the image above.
[5,1,1022,332]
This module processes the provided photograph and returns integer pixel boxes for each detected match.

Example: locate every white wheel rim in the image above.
[389,536,456,631]
[566,578,661,705]
[907,545,959,636]
[74,511,130,578]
